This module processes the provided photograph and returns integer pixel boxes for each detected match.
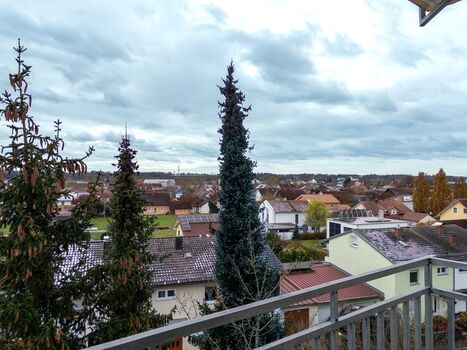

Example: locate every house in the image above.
[401,212,436,225]
[326,225,467,315]
[56,192,89,215]
[62,236,282,350]
[174,214,220,237]
[143,179,176,188]
[295,194,350,212]
[326,209,415,239]
[259,200,308,239]
[353,199,412,218]
[383,187,414,210]
[143,192,171,215]
[281,262,383,334]
[175,187,185,200]
[437,198,467,221]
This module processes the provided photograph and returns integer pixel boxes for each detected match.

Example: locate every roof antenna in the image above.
[124,122,128,139]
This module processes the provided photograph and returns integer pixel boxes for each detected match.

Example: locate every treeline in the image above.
[413,169,467,214]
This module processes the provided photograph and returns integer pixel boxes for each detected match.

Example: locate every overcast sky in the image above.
[0,1,466,175]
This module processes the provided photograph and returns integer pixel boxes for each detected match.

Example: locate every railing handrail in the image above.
[85,256,432,349]
[256,287,429,350]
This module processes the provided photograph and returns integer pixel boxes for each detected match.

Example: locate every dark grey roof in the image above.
[176,214,219,232]
[354,225,467,263]
[59,236,281,287]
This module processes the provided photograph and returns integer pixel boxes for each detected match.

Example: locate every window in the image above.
[350,235,358,247]
[329,222,341,237]
[409,270,419,284]
[295,214,299,225]
[453,207,458,214]
[157,289,176,300]
[205,287,217,302]
[437,267,447,275]
[464,208,467,214]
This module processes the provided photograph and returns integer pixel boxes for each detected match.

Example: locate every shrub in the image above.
[301,232,326,240]
[279,246,309,263]
[457,312,467,330]
[266,231,284,255]
[309,247,328,261]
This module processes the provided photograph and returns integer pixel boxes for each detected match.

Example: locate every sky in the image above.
[0,0,466,176]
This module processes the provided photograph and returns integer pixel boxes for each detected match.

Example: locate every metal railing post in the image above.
[402,301,409,350]
[447,297,455,350]
[330,291,338,350]
[424,260,433,350]
[362,317,370,350]
[377,311,385,349]
[414,296,421,350]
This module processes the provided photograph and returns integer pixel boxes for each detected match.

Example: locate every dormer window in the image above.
[453,207,458,214]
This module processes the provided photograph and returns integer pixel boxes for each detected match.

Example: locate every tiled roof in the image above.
[144,192,171,206]
[356,225,467,263]
[267,200,308,213]
[59,236,282,287]
[175,214,219,232]
[356,200,412,215]
[281,263,382,306]
[295,194,340,204]
[401,212,434,222]
[275,188,306,200]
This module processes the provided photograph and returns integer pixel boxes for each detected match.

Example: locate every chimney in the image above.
[436,226,444,236]
[175,236,183,250]
[448,234,458,246]
[378,210,384,221]
[394,228,403,240]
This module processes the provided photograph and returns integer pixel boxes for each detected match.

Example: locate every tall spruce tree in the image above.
[413,171,431,213]
[84,132,170,345]
[453,177,467,199]
[430,168,451,215]
[0,41,98,349]
[211,62,282,348]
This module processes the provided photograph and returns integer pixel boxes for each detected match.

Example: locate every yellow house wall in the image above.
[326,233,396,298]
[152,282,216,350]
[327,233,455,318]
[439,202,467,220]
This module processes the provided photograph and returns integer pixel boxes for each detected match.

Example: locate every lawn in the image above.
[293,239,323,249]
[90,215,177,231]
[156,215,176,229]
[153,229,176,238]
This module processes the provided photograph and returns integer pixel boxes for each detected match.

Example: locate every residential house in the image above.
[143,179,176,188]
[326,225,467,315]
[143,192,171,215]
[254,187,278,202]
[174,214,220,237]
[56,192,89,215]
[295,194,350,212]
[383,187,414,211]
[326,209,415,239]
[175,187,185,199]
[281,262,383,334]
[437,198,467,221]
[353,199,412,218]
[62,236,282,350]
[401,212,436,225]
[259,200,308,239]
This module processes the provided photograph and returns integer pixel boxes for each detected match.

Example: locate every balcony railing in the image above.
[85,256,467,350]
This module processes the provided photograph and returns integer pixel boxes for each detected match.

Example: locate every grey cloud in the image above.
[323,34,363,57]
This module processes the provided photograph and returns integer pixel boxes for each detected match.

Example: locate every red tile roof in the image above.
[296,194,340,204]
[281,263,382,306]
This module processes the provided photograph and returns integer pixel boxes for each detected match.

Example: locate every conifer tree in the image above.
[413,171,431,213]
[453,177,467,199]
[0,41,98,349]
[84,132,170,345]
[430,168,451,215]
[194,62,282,349]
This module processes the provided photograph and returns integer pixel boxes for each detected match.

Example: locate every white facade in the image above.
[326,217,415,239]
[455,269,467,312]
[198,201,210,214]
[259,201,306,227]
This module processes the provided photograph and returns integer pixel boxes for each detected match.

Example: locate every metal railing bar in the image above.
[377,311,384,350]
[402,301,409,350]
[256,288,427,350]
[432,288,467,302]
[414,296,421,350]
[425,262,433,350]
[85,258,430,350]
[447,297,455,350]
[431,257,467,270]
[390,306,397,350]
